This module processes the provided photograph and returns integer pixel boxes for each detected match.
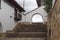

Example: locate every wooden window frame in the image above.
[14,9,22,21]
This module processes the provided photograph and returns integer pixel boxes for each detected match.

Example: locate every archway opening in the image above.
[32,14,43,23]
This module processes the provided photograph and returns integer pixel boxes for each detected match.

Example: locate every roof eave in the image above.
[3,0,25,13]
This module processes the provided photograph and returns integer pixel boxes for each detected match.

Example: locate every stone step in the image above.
[6,32,47,38]
[0,38,46,40]
[13,24,47,32]
[5,23,47,39]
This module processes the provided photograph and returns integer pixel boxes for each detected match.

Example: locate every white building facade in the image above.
[0,0,56,32]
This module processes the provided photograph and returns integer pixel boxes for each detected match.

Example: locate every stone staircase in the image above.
[0,22,47,40]
[0,38,46,40]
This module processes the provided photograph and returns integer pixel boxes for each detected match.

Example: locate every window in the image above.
[14,9,22,21]
[0,0,1,9]
[32,14,43,23]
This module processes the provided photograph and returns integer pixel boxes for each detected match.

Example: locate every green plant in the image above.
[44,0,52,13]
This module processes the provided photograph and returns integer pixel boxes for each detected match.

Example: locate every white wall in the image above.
[25,6,47,23]
[0,0,17,32]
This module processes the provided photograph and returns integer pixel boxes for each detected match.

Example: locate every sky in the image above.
[15,0,38,13]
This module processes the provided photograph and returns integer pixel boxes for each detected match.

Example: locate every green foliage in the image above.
[44,0,52,13]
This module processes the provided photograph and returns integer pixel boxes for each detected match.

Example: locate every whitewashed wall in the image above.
[0,0,17,32]
[26,6,47,23]
[19,6,47,23]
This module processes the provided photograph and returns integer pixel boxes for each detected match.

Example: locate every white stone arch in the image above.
[24,6,47,23]
[31,13,44,23]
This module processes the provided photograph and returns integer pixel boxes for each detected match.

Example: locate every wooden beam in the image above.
[3,0,25,12]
